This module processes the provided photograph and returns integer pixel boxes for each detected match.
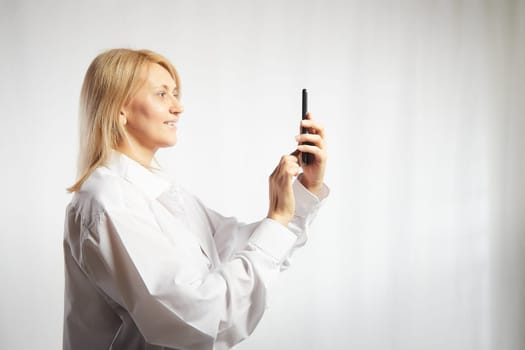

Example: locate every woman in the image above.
[63,48,328,350]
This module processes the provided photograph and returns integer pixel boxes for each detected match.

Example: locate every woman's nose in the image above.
[170,97,184,114]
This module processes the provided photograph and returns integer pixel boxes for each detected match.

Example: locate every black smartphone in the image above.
[301,88,313,165]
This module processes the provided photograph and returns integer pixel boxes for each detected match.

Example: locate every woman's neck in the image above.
[116,142,156,168]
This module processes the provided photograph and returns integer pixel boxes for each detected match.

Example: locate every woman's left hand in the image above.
[295,113,327,196]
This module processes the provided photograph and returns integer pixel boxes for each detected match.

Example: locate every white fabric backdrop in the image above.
[0,1,523,349]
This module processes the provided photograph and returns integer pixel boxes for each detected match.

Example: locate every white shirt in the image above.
[63,151,328,350]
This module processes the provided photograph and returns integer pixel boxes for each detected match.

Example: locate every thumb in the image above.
[290,149,301,166]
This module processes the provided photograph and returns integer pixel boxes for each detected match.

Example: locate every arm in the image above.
[211,112,329,261]
[79,203,298,350]
[208,179,329,263]
[78,113,328,349]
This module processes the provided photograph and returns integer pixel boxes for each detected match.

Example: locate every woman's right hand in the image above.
[267,152,300,226]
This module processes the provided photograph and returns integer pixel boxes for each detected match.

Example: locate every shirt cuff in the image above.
[293,179,330,218]
[248,218,298,263]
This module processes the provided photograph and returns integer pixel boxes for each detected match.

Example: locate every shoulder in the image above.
[80,167,127,209]
[67,167,129,225]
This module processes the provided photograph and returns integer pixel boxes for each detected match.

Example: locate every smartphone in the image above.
[301,88,313,165]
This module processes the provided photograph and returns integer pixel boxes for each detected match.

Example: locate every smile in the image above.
[164,120,177,127]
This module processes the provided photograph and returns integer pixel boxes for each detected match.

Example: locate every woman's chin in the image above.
[161,138,178,148]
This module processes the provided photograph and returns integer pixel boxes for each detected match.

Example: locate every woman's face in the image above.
[121,63,183,154]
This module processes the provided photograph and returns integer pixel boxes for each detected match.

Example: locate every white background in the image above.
[1,1,524,349]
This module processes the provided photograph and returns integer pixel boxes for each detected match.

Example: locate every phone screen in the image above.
[301,89,313,165]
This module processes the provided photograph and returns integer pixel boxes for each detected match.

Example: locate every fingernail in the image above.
[295,135,300,141]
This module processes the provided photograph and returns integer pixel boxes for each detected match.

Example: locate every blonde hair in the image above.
[67,48,180,192]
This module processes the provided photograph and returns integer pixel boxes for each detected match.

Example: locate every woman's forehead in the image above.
[144,63,177,89]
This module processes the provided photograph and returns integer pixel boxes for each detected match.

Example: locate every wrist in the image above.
[267,213,292,226]
[298,174,323,195]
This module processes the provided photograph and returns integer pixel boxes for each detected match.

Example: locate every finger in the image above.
[295,133,324,147]
[281,154,299,165]
[276,155,300,176]
[285,162,301,177]
[301,119,325,136]
[299,112,314,134]
[273,156,299,180]
[271,155,290,176]
[297,144,326,161]
[301,118,325,138]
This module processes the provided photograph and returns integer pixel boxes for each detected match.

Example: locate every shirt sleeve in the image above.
[78,213,283,349]
[210,178,330,263]
[79,179,328,350]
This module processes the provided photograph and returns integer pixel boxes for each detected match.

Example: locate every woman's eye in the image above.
[158,92,166,97]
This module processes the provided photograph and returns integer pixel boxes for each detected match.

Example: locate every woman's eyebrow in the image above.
[157,84,178,93]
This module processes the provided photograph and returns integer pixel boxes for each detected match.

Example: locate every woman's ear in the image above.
[119,111,127,126]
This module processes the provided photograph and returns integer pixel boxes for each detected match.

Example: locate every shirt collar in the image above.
[104,150,172,200]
